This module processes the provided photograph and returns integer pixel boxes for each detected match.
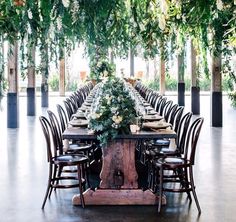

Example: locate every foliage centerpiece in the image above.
[90,59,116,82]
[89,77,136,146]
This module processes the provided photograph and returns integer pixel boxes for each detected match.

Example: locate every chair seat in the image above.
[53,154,88,165]
[67,143,92,153]
[153,139,170,146]
[155,157,190,168]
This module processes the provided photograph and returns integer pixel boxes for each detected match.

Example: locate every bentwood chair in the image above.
[39,116,89,209]
[146,112,191,191]
[154,117,204,213]
[47,110,93,156]
[56,104,68,133]
[151,106,184,149]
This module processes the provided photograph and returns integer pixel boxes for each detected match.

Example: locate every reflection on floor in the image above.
[0,95,236,222]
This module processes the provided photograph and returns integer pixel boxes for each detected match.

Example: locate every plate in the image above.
[83,101,92,106]
[72,112,86,118]
[142,121,171,130]
[69,119,88,127]
[79,106,90,112]
[143,102,151,107]
[145,106,153,111]
[146,110,158,115]
[142,115,163,121]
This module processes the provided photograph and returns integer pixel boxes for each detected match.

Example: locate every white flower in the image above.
[176,14,181,19]
[158,14,166,31]
[27,23,32,34]
[39,14,43,22]
[57,16,62,30]
[216,0,223,10]
[117,96,123,102]
[90,112,101,120]
[112,123,119,129]
[28,10,33,19]
[111,107,118,114]
[105,94,112,102]
[234,0,236,5]
[160,0,169,15]
[49,24,55,39]
[62,0,70,8]
[112,115,123,124]
[103,70,108,77]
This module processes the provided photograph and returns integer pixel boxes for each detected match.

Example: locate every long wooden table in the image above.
[63,126,176,206]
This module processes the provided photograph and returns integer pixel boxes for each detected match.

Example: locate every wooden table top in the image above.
[63,126,176,140]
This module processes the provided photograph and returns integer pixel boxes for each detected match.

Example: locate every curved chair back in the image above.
[56,104,68,132]
[39,116,57,161]
[176,112,192,154]
[159,97,167,116]
[185,117,204,165]
[163,100,174,121]
[47,110,64,155]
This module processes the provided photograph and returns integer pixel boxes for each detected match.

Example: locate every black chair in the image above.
[63,100,74,121]
[149,111,192,156]
[39,116,89,209]
[146,112,192,191]
[47,110,93,156]
[56,104,68,133]
[163,100,173,121]
[154,117,204,213]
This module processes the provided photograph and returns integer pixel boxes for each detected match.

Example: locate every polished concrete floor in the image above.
[0,94,236,222]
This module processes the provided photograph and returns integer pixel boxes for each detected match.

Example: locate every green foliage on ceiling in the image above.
[0,0,235,81]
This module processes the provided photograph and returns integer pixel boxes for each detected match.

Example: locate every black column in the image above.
[191,86,200,115]
[27,87,36,116]
[211,91,222,127]
[41,83,48,107]
[7,92,19,128]
[178,82,185,106]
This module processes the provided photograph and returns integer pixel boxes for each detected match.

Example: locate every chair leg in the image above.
[181,167,192,201]
[50,164,58,196]
[42,164,53,209]
[189,166,201,214]
[158,166,163,213]
[52,165,61,192]
[77,164,85,208]
[85,164,91,189]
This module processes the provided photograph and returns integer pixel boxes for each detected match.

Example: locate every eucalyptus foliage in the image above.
[0,0,235,92]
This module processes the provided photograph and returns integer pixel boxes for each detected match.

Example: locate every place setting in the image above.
[69,118,89,127]
[142,120,172,131]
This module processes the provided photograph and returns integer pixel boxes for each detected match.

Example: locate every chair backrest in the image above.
[145,89,153,101]
[69,94,79,111]
[158,97,167,116]
[150,93,159,107]
[74,91,84,107]
[172,106,184,132]
[176,112,193,154]
[47,110,64,155]
[154,95,162,112]
[167,104,179,125]
[63,100,74,120]
[168,105,184,131]
[56,104,68,132]
[163,100,174,121]
[39,116,57,162]
[184,117,204,165]
[66,97,77,114]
